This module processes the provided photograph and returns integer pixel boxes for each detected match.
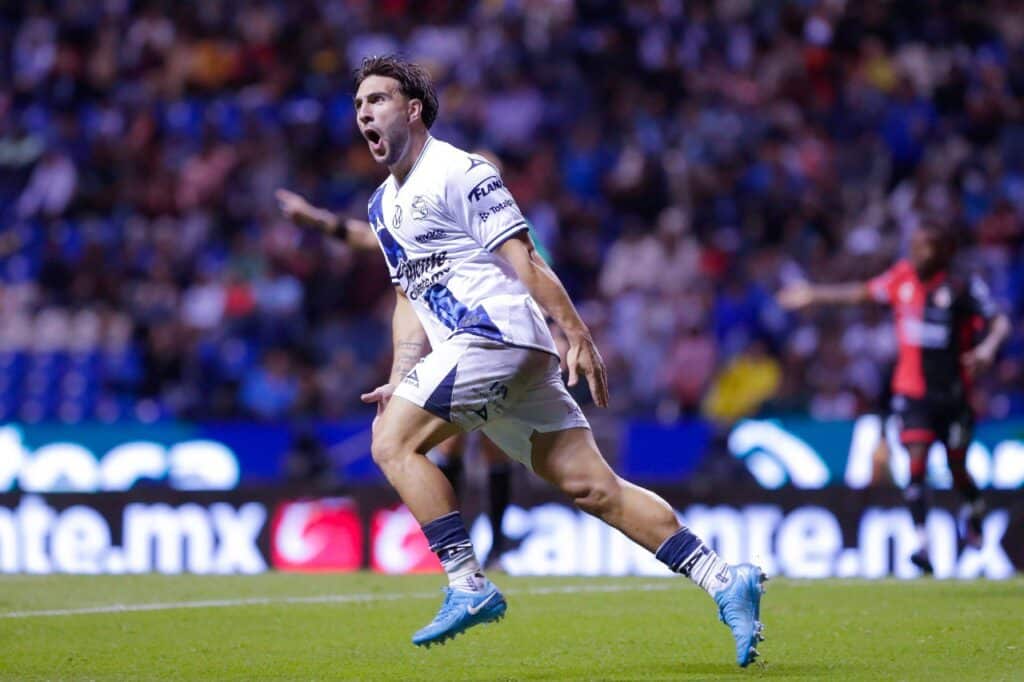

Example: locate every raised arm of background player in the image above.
[275,188,379,251]
[777,279,1012,376]
[275,188,428,418]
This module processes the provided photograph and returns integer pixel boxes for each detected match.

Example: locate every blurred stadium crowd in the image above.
[0,0,1022,425]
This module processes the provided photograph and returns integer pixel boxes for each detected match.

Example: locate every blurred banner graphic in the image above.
[1,488,1020,579]
[2,417,1022,492]
[727,417,1024,490]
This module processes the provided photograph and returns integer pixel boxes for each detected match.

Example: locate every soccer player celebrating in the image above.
[279,174,521,571]
[277,56,766,666]
[778,226,1011,573]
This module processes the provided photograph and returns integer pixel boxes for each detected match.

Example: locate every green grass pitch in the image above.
[1,573,1021,681]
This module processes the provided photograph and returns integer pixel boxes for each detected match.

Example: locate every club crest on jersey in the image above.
[934,286,952,308]
[411,195,428,221]
[393,205,403,230]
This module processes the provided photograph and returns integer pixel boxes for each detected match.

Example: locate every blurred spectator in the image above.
[240,349,298,420]
[663,320,717,415]
[703,339,782,424]
[0,0,1021,424]
[16,149,76,218]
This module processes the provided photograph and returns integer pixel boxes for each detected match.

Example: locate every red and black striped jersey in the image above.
[867,260,998,400]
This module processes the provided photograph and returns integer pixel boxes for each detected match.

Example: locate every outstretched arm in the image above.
[360,288,429,414]
[777,281,871,310]
[495,232,609,407]
[275,188,379,251]
[963,313,1011,377]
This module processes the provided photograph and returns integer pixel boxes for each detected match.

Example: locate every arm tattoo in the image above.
[393,339,426,380]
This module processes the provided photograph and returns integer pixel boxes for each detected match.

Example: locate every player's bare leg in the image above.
[371,396,462,523]
[531,427,766,667]
[426,433,467,501]
[372,396,507,646]
[530,427,679,550]
[905,442,934,573]
[947,444,985,548]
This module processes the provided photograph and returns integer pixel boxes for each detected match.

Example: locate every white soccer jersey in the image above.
[367,137,557,356]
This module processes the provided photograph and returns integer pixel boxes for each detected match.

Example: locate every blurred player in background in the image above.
[778,226,1011,573]
[278,55,766,666]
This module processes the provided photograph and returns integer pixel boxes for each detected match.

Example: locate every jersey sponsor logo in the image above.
[404,369,419,387]
[477,198,516,223]
[414,229,445,243]
[398,252,453,301]
[468,175,504,202]
[407,268,452,300]
[396,251,448,283]
[411,195,428,220]
[392,204,403,230]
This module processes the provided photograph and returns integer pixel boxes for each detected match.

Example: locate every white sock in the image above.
[682,546,732,597]
[441,545,487,592]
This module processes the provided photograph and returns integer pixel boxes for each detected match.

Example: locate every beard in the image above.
[379,125,409,166]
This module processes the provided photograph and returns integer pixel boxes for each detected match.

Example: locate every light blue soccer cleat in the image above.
[713,563,767,667]
[412,579,507,648]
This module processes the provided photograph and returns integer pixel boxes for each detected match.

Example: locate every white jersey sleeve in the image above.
[446,156,529,251]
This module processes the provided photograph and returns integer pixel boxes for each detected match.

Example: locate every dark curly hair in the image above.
[354,55,439,129]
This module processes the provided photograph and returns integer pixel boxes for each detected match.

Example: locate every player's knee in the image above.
[566,475,622,517]
[371,433,405,469]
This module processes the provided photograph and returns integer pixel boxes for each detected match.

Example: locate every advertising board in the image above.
[1,488,1018,579]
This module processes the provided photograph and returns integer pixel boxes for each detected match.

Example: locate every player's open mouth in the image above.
[364,129,384,154]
